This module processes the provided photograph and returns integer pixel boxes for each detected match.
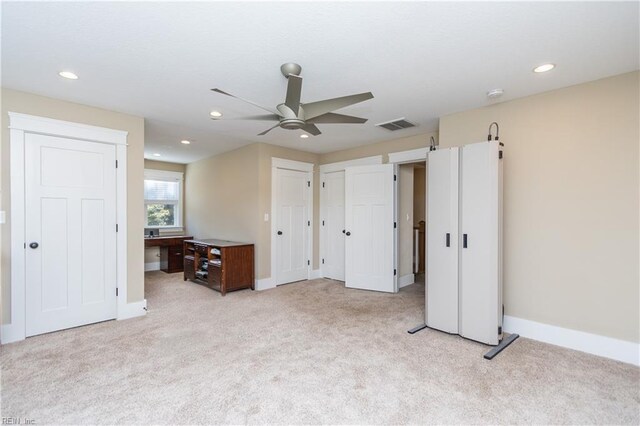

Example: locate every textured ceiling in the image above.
[2,1,638,163]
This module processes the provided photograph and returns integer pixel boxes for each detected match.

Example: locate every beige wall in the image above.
[439,71,640,343]
[144,159,186,173]
[185,143,260,267]
[185,142,319,280]
[1,88,146,324]
[398,164,414,277]
[319,132,438,165]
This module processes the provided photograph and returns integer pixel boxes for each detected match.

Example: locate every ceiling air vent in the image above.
[376,118,416,131]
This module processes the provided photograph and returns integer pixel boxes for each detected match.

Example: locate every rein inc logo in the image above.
[2,418,35,425]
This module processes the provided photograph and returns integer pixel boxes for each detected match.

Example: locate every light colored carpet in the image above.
[1,272,638,424]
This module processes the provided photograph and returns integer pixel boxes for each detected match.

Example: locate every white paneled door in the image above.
[345,164,396,293]
[426,147,460,334]
[459,142,502,345]
[322,171,345,281]
[274,168,310,285]
[25,133,117,337]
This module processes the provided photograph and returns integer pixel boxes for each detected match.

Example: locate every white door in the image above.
[25,133,117,337]
[322,171,345,281]
[274,168,309,285]
[459,141,501,345]
[345,164,396,292]
[426,147,460,334]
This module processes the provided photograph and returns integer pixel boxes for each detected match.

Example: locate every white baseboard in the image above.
[255,277,276,291]
[398,273,415,288]
[117,299,147,320]
[144,261,160,272]
[503,315,640,366]
[309,269,322,279]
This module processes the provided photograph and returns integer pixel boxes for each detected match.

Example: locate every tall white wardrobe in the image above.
[426,140,503,345]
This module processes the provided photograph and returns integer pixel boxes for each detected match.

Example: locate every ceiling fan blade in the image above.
[229,114,280,121]
[307,112,368,124]
[257,123,281,136]
[303,92,374,120]
[211,88,280,115]
[302,123,322,136]
[284,75,303,115]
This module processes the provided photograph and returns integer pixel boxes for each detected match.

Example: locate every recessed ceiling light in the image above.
[59,71,78,80]
[153,153,161,157]
[533,63,555,73]
[210,111,223,118]
[180,140,191,145]
[300,134,309,139]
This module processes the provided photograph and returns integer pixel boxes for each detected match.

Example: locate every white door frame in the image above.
[318,155,382,278]
[2,112,130,344]
[270,157,314,284]
[388,147,430,288]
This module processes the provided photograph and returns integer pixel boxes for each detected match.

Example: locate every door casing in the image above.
[3,112,131,344]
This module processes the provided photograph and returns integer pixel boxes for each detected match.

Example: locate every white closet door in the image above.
[345,164,396,293]
[426,147,460,334]
[274,168,309,285]
[459,141,501,345]
[322,171,345,281]
[25,133,117,337]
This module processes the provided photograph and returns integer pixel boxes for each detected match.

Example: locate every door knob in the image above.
[277,231,283,235]
[345,231,351,236]
[29,242,39,249]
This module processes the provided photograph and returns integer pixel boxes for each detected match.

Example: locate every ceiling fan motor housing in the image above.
[280,62,302,77]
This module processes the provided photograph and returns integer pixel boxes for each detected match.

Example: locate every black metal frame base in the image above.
[407,323,428,334]
[408,324,520,360]
[483,333,519,360]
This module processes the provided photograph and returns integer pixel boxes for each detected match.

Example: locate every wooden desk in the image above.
[183,239,255,296]
[144,236,193,273]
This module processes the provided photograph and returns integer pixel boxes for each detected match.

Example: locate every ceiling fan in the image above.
[211,63,374,136]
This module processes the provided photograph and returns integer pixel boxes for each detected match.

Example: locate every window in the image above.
[144,170,183,228]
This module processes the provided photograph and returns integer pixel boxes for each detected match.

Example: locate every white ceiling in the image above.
[2,2,638,164]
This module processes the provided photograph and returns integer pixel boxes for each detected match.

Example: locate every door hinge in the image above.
[322,182,325,188]
[499,150,503,159]
[394,222,397,229]
[24,242,26,249]
[498,326,502,335]
[394,269,397,276]
[394,174,397,181]
[307,220,310,226]
[322,258,325,264]
[116,224,119,232]
[322,220,325,226]
[307,181,310,187]
[307,260,310,266]
[115,160,118,168]
[116,288,119,297]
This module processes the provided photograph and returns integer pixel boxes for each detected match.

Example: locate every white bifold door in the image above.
[25,133,117,337]
[322,171,345,281]
[274,168,310,285]
[426,141,503,345]
[459,141,502,345]
[345,164,397,293]
[426,147,459,334]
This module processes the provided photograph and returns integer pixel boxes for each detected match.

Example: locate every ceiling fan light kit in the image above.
[211,63,374,136]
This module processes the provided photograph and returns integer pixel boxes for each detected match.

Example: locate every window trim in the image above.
[144,169,184,229]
